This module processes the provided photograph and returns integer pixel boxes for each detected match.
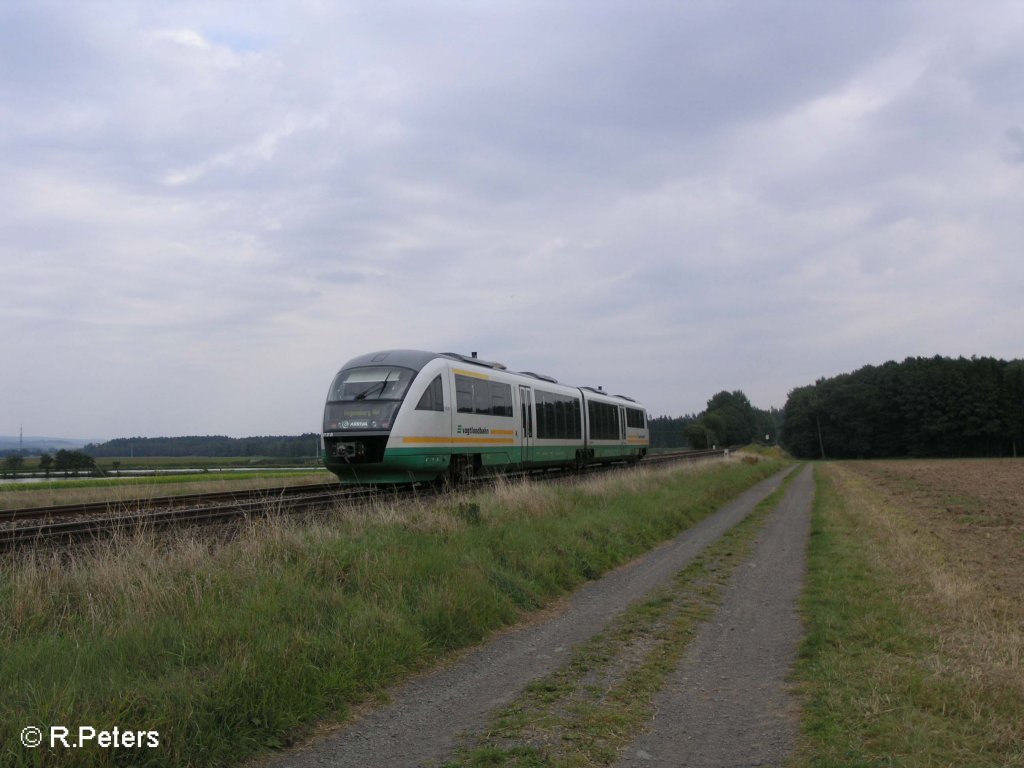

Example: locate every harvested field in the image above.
[841,459,1024,625]
[802,460,1024,765]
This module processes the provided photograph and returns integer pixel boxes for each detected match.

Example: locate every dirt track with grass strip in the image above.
[617,464,812,767]
[259,467,798,768]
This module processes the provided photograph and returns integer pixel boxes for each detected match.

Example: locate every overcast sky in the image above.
[2,1,1022,439]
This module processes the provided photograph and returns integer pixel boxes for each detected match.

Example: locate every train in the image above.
[321,350,650,484]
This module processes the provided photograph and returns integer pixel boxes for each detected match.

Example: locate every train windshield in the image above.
[323,366,415,433]
[327,366,415,402]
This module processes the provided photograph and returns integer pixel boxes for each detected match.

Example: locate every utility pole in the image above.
[815,413,826,460]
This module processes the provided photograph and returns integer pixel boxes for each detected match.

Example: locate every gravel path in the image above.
[258,466,796,768]
[617,464,814,768]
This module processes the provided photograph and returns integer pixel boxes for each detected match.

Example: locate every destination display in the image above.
[322,402,400,432]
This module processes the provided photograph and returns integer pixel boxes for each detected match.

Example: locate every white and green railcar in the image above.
[321,350,649,484]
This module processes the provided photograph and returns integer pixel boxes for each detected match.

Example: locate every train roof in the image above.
[337,349,441,372]
[336,350,644,406]
[580,387,643,406]
[440,351,507,370]
[337,349,511,374]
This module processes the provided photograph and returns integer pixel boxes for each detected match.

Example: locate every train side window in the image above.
[588,401,619,440]
[626,407,644,428]
[456,375,475,413]
[416,375,444,412]
[536,394,550,437]
[473,379,490,415]
[533,390,582,440]
[490,382,513,417]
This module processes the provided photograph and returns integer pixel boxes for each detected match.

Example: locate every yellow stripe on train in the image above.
[402,436,515,445]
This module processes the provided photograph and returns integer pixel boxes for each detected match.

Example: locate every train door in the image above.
[519,385,534,466]
[619,406,626,443]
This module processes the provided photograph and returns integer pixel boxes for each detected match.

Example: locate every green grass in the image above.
[1,458,786,767]
[793,466,1024,767]
[445,468,801,767]
[737,443,788,459]
[0,456,325,491]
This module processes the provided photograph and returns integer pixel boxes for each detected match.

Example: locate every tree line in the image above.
[781,356,1024,459]
[646,392,781,450]
[2,449,98,478]
[683,391,782,449]
[85,434,323,458]
[648,414,697,448]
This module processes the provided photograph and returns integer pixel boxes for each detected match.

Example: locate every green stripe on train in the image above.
[325,443,644,483]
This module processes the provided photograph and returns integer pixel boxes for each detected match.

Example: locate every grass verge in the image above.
[443,467,800,767]
[793,464,1024,767]
[1,458,785,768]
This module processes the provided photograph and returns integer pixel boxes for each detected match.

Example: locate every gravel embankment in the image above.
[259,466,797,768]
[617,464,814,767]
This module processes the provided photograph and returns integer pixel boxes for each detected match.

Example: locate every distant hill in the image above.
[0,435,92,455]
[85,434,322,458]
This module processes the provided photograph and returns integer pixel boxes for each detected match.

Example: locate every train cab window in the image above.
[415,375,444,412]
[328,366,414,402]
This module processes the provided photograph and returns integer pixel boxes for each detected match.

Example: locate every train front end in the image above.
[321,351,443,483]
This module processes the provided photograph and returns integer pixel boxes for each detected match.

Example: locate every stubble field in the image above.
[844,458,1024,643]
[797,458,1023,766]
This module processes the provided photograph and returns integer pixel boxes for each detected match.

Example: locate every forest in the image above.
[781,356,1024,459]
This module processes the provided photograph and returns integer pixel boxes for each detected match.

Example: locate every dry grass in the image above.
[1,481,521,639]
[486,475,562,519]
[577,455,728,498]
[5,460,744,640]
[4,460,749,645]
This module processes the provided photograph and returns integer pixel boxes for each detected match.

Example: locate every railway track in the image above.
[0,482,346,524]
[0,449,726,550]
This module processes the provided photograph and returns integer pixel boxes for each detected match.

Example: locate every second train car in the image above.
[321,350,649,484]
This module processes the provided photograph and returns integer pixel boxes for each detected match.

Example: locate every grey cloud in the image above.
[1007,126,1024,163]
[3,1,1024,436]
